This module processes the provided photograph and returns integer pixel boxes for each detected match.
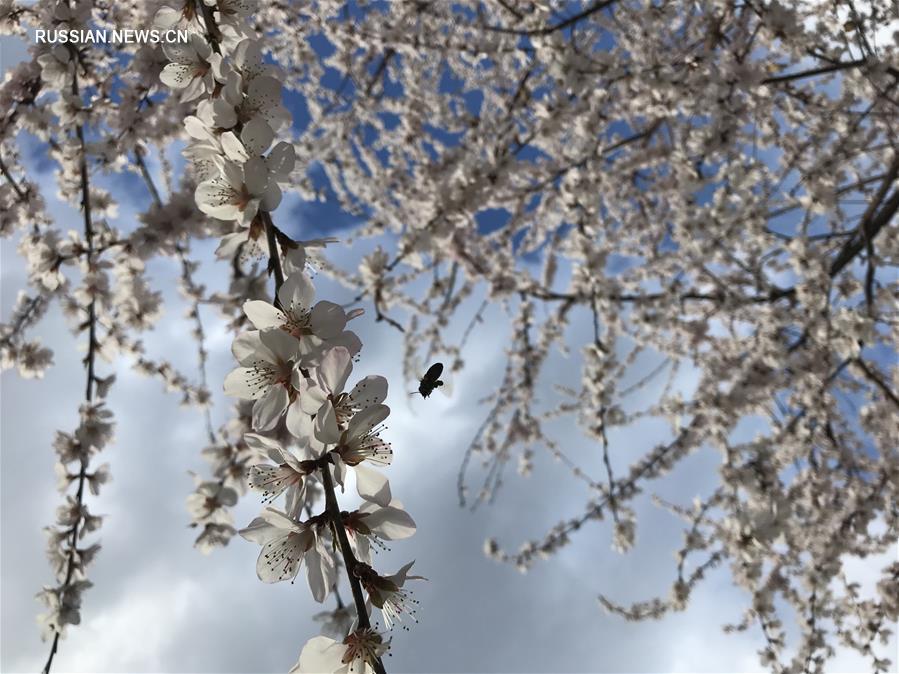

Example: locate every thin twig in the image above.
[43,62,98,674]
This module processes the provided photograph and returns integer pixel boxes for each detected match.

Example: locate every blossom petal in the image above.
[305,545,334,603]
[184,116,213,141]
[328,330,363,357]
[220,131,249,163]
[354,463,391,507]
[294,636,345,674]
[364,505,416,540]
[259,327,300,361]
[259,506,303,530]
[387,559,426,586]
[297,377,329,415]
[246,76,287,126]
[241,117,274,156]
[224,367,263,399]
[349,376,388,409]
[284,483,306,520]
[159,63,194,89]
[348,404,390,441]
[330,452,347,489]
[244,432,286,463]
[286,398,314,439]
[314,401,341,445]
[153,6,180,28]
[310,301,348,340]
[279,272,315,313]
[257,535,303,583]
[318,347,352,395]
[238,515,282,544]
[252,384,289,430]
[243,300,285,330]
[232,330,270,364]
[260,181,282,211]
[244,156,269,196]
[266,141,295,178]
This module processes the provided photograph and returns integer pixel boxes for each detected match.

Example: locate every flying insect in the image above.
[414,362,444,398]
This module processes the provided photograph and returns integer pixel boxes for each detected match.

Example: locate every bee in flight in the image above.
[413,362,444,399]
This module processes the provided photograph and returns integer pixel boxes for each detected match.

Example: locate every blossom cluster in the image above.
[153,1,424,671]
[0,1,249,665]
[227,272,424,672]
[249,4,898,671]
[37,400,114,639]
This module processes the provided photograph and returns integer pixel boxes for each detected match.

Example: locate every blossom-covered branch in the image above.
[154,2,424,671]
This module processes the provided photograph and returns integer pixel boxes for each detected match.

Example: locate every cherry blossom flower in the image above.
[206,0,255,26]
[186,480,238,526]
[239,507,315,583]
[355,561,425,630]
[239,507,335,597]
[243,432,314,517]
[344,499,416,564]
[242,272,363,370]
[329,404,392,467]
[313,605,357,641]
[220,117,295,190]
[195,157,282,226]
[223,328,302,431]
[36,579,93,641]
[159,34,224,101]
[35,46,71,88]
[4,339,53,378]
[298,346,387,442]
[194,523,237,555]
[292,629,389,674]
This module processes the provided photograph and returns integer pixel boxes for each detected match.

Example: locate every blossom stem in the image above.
[0,153,27,201]
[261,211,285,297]
[0,294,46,349]
[318,461,388,674]
[196,0,222,52]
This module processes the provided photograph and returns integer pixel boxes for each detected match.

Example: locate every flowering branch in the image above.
[151,3,425,672]
[40,32,109,674]
[318,459,388,674]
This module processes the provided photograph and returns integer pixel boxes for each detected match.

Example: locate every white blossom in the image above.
[224,328,303,431]
[292,630,389,674]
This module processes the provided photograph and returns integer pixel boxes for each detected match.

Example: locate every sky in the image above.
[1,24,897,674]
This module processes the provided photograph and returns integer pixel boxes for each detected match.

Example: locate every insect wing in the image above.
[408,356,426,397]
[423,362,444,383]
[437,364,453,397]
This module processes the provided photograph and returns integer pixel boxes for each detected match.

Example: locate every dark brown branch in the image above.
[853,358,899,410]
[0,295,46,349]
[828,160,899,278]
[260,211,286,297]
[485,0,617,36]
[374,282,405,333]
[0,154,28,201]
[364,49,395,97]
[319,461,388,674]
[761,58,868,85]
